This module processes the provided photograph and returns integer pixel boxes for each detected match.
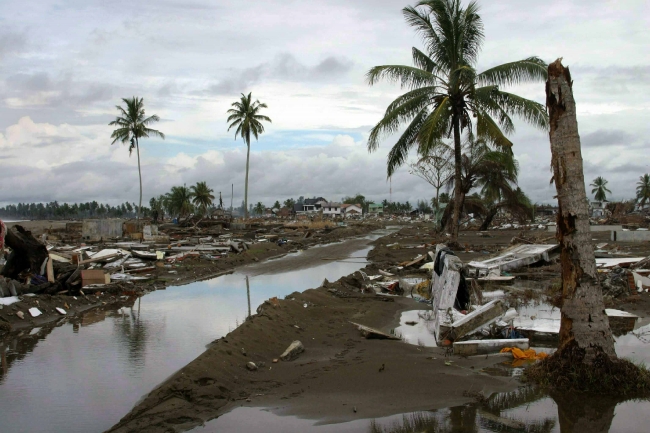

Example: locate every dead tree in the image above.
[546,58,616,361]
[1,225,49,281]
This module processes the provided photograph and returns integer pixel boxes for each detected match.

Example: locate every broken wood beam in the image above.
[349,321,401,340]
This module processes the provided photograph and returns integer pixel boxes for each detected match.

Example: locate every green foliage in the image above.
[590,176,611,202]
[165,185,193,219]
[253,202,265,216]
[109,97,164,219]
[190,181,215,216]
[272,201,281,210]
[637,174,650,207]
[227,92,272,219]
[0,201,142,220]
[283,198,296,209]
[366,0,548,177]
[342,193,370,212]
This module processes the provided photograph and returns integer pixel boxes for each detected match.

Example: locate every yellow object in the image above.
[500,347,548,361]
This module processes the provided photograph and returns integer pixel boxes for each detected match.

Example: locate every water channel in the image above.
[0,230,394,433]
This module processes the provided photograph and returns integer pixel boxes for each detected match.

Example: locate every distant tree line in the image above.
[0,201,140,220]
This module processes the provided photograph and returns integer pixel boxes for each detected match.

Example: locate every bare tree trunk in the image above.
[450,116,462,243]
[244,139,250,220]
[547,59,615,361]
[136,137,142,220]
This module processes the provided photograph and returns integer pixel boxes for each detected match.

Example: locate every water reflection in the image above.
[366,387,650,433]
[0,234,384,433]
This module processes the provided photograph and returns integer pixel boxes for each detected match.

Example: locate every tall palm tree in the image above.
[590,176,611,202]
[227,93,272,219]
[637,174,650,208]
[109,97,165,220]
[366,0,548,242]
[190,181,215,216]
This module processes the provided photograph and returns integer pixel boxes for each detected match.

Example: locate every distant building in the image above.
[368,203,384,215]
[293,197,328,215]
[322,202,343,217]
[341,203,363,218]
[590,201,608,218]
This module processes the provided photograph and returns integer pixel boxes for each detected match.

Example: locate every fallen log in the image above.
[1,225,49,280]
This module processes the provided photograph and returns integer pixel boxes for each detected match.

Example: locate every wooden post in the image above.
[547,58,615,361]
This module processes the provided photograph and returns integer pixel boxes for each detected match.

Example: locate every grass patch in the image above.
[524,342,650,396]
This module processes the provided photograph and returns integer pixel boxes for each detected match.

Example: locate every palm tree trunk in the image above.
[450,116,463,243]
[479,206,498,231]
[244,137,250,220]
[136,137,142,220]
[547,59,615,362]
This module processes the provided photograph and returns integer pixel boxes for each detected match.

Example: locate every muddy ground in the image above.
[0,221,384,334]
[105,225,650,433]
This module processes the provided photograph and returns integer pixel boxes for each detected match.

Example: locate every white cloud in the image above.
[0,0,648,207]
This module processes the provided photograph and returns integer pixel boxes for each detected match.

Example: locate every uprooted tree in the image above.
[527,59,650,393]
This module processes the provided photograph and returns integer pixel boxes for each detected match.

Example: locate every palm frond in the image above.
[366,65,437,89]
[478,57,547,87]
[386,110,429,177]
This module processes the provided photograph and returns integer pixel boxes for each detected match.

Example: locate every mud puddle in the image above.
[0,230,394,433]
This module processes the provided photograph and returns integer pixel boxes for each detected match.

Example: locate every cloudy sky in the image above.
[0,0,648,208]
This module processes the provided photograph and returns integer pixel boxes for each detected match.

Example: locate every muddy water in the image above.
[0,230,394,433]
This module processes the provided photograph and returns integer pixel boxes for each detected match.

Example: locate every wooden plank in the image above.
[46,256,55,283]
[349,322,401,340]
[81,269,110,287]
[79,253,120,265]
[402,254,426,267]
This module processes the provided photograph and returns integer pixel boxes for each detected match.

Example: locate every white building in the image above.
[321,202,343,217]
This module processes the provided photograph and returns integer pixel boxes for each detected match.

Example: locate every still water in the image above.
[193,392,650,433]
[0,231,392,433]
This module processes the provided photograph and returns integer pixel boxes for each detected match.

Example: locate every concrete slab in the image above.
[611,230,650,242]
[467,244,559,276]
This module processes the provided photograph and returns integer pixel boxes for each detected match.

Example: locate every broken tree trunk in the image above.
[547,59,616,361]
[1,225,49,281]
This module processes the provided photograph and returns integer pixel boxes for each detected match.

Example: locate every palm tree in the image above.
[226,93,272,219]
[253,202,265,216]
[109,97,165,220]
[190,181,215,216]
[366,0,548,242]
[637,174,650,208]
[590,176,611,202]
[165,185,193,220]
